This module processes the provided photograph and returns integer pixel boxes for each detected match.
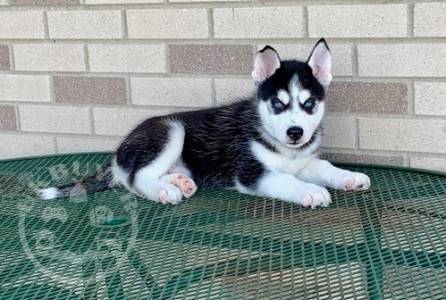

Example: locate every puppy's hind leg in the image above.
[133,122,186,204]
[161,173,197,199]
[137,180,183,205]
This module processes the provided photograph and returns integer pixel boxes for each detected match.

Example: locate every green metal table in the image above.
[0,153,445,299]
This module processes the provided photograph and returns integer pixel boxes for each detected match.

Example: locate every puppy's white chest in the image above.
[276,156,311,174]
[251,141,311,174]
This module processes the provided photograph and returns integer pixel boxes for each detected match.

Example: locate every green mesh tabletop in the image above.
[0,153,445,299]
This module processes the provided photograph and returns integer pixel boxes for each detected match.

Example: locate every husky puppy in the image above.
[40,39,370,208]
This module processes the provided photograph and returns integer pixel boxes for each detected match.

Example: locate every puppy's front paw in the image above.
[297,184,332,209]
[331,171,371,191]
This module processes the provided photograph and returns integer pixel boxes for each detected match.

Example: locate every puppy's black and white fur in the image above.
[40,39,370,208]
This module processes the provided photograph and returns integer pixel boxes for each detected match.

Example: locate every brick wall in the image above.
[0,0,445,172]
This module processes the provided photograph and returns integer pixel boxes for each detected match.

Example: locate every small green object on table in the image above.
[0,153,445,299]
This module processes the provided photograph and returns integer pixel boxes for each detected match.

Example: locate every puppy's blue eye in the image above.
[303,98,317,112]
[271,98,285,111]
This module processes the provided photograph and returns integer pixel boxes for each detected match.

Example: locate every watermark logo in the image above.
[17,160,138,289]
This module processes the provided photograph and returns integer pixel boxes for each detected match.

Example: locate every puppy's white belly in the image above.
[251,141,311,174]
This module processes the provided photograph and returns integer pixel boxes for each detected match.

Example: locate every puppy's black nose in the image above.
[287,126,304,141]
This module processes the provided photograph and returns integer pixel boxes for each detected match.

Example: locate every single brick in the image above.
[54,76,127,105]
[131,77,212,107]
[214,7,304,38]
[214,78,254,104]
[321,152,404,166]
[14,44,85,72]
[414,3,446,37]
[327,82,407,114]
[0,45,10,70]
[0,11,45,39]
[0,134,55,159]
[415,82,446,116]
[260,43,353,76]
[19,105,91,134]
[127,9,208,39]
[170,45,253,74]
[322,115,356,149]
[359,118,446,153]
[358,44,446,77]
[308,4,407,38]
[410,157,446,173]
[12,0,78,5]
[88,44,166,73]
[48,11,122,39]
[0,106,17,130]
[0,75,51,102]
[93,107,170,136]
[57,136,121,153]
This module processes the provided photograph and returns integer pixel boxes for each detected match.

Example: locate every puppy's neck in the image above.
[259,127,322,159]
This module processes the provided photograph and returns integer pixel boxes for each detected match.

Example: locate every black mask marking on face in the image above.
[270,97,287,114]
[258,60,325,107]
[300,97,318,114]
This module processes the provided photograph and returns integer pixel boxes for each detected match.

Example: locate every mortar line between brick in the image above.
[402,152,409,167]
[407,2,414,38]
[43,11,49,39]
[207,8,214,39]
[89,106,95,135]
[8,44,15,70]
[210,78,216,107]
[164,44,170,73]
[322,148,409,158]
[251,42,257,58]
[15,103,22,131]
[49,75,55,103]
[5,101,444,122]
[121,10,128,39]
[2,1,305,10]
[408,80,415,114]
[403,153,409,167]
[303,5,309,38]
[354,115,359,150]
[0,130,126,139]
[3,68,446,82]
[3,67,446,83]
[416,146,446,162]
[331,112,446,121]
[84,44,90,72]
[1,1,418,10]
[352,44,358,78]
[13,104,20,131]
[2,37,446,44]
[53,136,59,154]
[0,126,445,160]
[126,76,132,105]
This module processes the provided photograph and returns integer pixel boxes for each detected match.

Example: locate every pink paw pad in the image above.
[345,177,355,190]
[302,196,313,207]
[164,173,197,198]
[158,190,170,204]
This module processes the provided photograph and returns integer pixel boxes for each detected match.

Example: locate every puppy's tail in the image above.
[38,162,114,200]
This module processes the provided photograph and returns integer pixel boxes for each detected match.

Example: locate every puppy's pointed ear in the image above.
[307,38,332,87]
[252,46,281,84]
